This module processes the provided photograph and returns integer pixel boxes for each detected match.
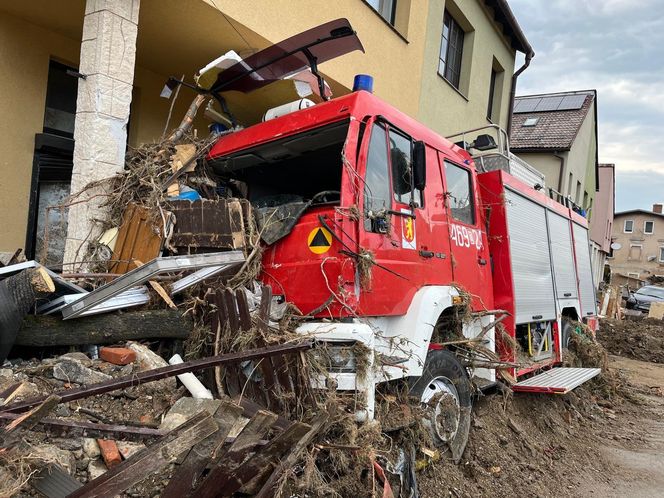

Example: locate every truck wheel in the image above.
[409,349,472,463]
[561,319,575,349]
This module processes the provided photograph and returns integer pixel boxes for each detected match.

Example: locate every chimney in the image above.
[654,203,663,214]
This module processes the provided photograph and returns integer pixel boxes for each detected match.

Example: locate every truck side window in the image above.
[364,124,391,232]
[389,130,422,208]
[444,161,475,225]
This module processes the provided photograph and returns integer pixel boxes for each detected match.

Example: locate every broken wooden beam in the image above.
[68,411,218,498]
[16,309,192,347]
[0,412,165,441]
[0,340,315,414]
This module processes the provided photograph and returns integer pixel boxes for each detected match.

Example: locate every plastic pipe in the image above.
[168,353,213,399]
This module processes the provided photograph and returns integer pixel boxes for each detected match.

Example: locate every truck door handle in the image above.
[564,292,572,297]
[419,250,434,258]
[478,258,487,265]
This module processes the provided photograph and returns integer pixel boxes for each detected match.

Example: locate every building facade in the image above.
[610,204,664,284]
[588,163,614,288]
[510,90,598,213]
[0,0,531,266]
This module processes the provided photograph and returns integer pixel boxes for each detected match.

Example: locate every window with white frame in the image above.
[624,219,634,233]
[659,247,664,263]
[644,220,654,234]
[628,272,640,278]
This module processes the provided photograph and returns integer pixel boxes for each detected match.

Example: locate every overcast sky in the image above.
[509,0,664,212]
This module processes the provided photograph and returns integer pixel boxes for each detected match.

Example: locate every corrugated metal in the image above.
[505,189,556,324]
[512,367,601,393]
[547,212,578,299]
[572,223,597,317]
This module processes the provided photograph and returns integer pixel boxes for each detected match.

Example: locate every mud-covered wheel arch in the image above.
[561,308,580,349]
[409,349,472,463]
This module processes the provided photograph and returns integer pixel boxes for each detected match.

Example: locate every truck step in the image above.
[511,367,601,394]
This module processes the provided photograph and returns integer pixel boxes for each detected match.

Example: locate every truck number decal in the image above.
[450,223,483,250]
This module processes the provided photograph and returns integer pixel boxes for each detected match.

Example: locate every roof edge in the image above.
[483,0,534,55]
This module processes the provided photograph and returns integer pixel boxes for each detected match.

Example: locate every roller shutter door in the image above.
[547,211,578,299]
[505,189,556,324]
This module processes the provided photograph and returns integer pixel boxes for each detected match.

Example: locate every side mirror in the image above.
[472,134,497,151]
[413,140,426,190]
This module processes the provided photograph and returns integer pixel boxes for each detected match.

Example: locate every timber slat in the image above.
[191,410,278,498]
[68,411,218,498]
[161,401,243,498]
[219,421,311,497]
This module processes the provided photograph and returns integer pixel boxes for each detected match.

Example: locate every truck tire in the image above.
[561,319,575,349]
[409,349,472,463]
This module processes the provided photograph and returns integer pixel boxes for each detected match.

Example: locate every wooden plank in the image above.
[68,411,218,498]
[235,288,251,331]
[192,410,278,498]
[218,421,311,497]
[257,285,272,334]
[5,394,60,433]
[147,280,177,309]
[255,411,330,498]
[222,288,240,332]
[236,397,290,432]
[110,204,167,275]
[161,401,243,498]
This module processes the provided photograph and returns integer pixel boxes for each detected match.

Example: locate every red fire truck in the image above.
[199,19,600,460]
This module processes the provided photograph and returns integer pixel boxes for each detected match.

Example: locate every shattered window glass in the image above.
[364,124,391,232]
[444,161,475,225]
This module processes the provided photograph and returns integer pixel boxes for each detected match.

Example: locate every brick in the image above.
[99,347,136,365]
[97,439,122,468]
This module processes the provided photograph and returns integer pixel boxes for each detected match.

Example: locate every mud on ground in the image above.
[598,318,664,363]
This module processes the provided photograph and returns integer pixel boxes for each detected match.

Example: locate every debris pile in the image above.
[598,318,664,363]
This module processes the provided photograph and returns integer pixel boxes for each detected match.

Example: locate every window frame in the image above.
[438,10,465,89]
[644,220,654,234]
[624,219,634,233]
[487,68,497,121]
[387,127,423,209]
[365,0,397,25]
[659,247,664,263]
[443,160,476,226]
[628,243,643,261]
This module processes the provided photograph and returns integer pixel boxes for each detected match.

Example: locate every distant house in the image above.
[610,204,664,285]
[510,90,598,213]
[588,164,615,288]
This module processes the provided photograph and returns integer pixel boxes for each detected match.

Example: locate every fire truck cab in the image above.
[208,89,600,458]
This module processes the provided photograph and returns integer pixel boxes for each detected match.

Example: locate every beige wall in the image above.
[0,13,80,252]
[610,213,664,279]
[417,0,516,137]
[515,152,564,192]
[209,0,429,119]
[589,164,614,252]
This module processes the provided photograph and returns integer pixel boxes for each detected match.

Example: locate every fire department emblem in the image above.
[401,211,416,250]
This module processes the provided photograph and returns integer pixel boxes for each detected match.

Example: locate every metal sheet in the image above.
[547,211,578,299]
[37,287,151,316]
[512,367,601,393]
[572,223,598,317]
[505,189,557,324]
[0,260,85,297]
[61,252,245,319]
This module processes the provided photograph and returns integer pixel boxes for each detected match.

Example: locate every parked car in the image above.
[626,285,664,312]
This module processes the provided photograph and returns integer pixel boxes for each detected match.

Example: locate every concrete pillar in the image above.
[63,0,140,270]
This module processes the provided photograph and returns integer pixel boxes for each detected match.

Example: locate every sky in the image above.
[509,0,664,212]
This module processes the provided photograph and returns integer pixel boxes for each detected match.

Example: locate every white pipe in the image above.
[168,354,213,399]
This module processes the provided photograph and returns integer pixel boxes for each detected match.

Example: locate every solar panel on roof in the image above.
[558,94,587,110]
[514,98,540,113]
[534,96,564,112]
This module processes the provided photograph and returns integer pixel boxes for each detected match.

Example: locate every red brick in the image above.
[99,347,136,366]
[97,439,122,468]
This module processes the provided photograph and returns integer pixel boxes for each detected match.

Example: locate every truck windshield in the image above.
[209,120,349,208]
[208,120,349,244]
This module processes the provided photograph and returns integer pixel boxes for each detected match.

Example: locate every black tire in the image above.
[561,319,575,349]
[409,349,472,463]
